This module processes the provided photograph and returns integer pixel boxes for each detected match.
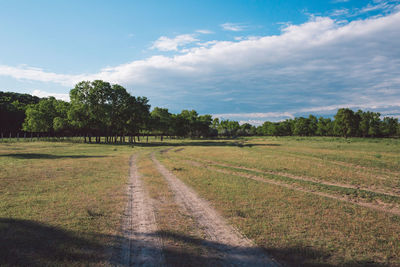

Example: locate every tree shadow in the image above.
[108,140,281,148]
[0,218,108,266]
[0,218,389,267]
[0,153,107,159]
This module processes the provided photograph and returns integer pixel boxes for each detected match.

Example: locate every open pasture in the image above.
[1,136,399,266]
[159,136,400,266]
[0,141,134,266]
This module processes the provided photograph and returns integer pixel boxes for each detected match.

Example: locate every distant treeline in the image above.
[0,80,399,141]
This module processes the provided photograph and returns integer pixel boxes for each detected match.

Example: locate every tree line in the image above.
[1,80,399,141]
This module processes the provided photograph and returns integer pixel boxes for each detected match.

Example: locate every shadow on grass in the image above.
[0,218,107,267]
[0,153,107,159]
[102,140,281,148]
[0,218,390,267]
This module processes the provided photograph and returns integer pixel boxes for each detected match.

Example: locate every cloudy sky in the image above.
[1,0,400,124]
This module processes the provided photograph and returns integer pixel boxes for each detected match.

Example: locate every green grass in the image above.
[170,137,400,196]
[1,136,399,266]
[158,137,400,266]
[0,142,135,266]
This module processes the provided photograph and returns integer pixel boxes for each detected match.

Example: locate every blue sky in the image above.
[1,0,400,124]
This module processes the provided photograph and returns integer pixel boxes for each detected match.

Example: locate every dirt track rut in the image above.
[152,153,278,266]
[118,155,164,266]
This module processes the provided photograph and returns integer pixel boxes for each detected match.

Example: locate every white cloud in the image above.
[213,112,294,119]
[32,89,70,102]
[1,9,400,118]
[331,8,350,16]
[196,29,213,34]
[331,0,400,18]
[220,22,247,31]
[151,34,198,51]
[0,65,82,86]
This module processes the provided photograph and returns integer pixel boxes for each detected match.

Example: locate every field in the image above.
[1,137,399,266]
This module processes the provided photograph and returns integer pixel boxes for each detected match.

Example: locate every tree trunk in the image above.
[146,135,149,143]
[161,135,163,141]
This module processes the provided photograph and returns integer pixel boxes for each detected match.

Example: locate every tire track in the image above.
[178,155,400,199]
[180,158,400,217]
[117,155,165,266]
[152,153,278,267]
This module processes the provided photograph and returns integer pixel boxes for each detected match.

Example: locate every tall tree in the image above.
[150,107,172,137]
[334,108,359,137]
[23,97,70,134]
[316,117,333,136]
[293,117,310,136]
[0,91,40,134]
[381,117,398,137]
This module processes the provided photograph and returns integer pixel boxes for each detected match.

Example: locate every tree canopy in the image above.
[1,81,399,140]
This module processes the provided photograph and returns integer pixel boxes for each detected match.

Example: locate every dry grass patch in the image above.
[170,137,400,197]
[0,142,133,266]
[159,152,400,266]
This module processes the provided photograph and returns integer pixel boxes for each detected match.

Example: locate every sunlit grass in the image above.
[159,137,400,266]
[172,137,400,195]
[0,142,134,266]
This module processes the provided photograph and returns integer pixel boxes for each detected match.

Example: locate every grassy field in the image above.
[1,136,399,266]
[0,141,136,266]
[158,136,400,266]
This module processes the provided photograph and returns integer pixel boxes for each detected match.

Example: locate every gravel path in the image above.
[152,153,278,267]
[117,155,165,266]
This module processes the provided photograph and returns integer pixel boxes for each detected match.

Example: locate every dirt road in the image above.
[152,154,278,267]
[117,155,164,266]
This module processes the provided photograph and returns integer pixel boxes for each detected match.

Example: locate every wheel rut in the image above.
[152,153,278,267]
[117,155,164,266]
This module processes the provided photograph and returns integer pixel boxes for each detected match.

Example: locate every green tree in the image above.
[150,107,172,138]
[69,80,113,142]
[334,108,359,137]
[23,97,70,134]
[316,117,333,136]
[308,115,318,136]
[381,117,398,137]
[0,91,40,134]
[218,120,240,137]
[293,117,310,136]
[195,115,212,137]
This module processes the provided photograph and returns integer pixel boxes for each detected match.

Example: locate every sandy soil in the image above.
[152,154,279,267]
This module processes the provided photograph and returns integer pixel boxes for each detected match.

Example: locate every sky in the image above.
[1,0,400,125]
